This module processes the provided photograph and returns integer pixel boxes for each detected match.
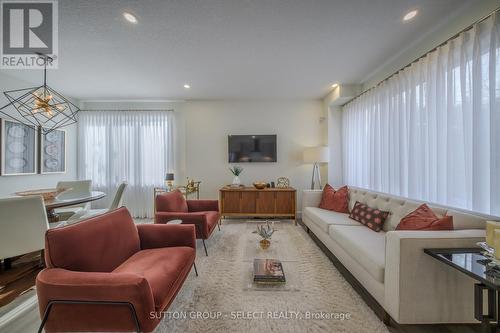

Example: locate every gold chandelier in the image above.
[0,54,79,133]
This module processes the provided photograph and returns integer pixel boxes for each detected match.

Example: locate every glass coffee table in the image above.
[242,221,301,292]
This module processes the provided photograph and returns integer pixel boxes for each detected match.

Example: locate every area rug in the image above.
[154,220,390,333]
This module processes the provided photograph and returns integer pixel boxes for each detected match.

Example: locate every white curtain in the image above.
[342,12,500,216]
[78,110,175,218]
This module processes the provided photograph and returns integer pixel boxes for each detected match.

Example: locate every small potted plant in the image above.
[229,165,243,186]
[253,221,275,249]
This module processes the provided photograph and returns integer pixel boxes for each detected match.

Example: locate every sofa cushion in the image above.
[303,207,359,233]
[156,190,188,212]
[113,246,195,310]
[328,225,386,283]
[349,201,389,232]
[319,184,349,213]
[396,204,453,231]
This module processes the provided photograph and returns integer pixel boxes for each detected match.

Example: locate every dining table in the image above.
[44,190,106,222]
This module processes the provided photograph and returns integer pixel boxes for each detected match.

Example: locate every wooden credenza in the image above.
[219,186,297,224]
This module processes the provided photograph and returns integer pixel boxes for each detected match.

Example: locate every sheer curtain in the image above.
[78,110,175,218]
[342,12,500,216]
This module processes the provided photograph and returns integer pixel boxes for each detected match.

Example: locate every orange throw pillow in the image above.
[396,204,453,231]
[318,184,349,213]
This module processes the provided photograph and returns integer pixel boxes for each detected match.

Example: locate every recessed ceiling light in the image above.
[183,84,191,89]
[403,10,418,22]
[331,83,339,89]
[123,12,138,24]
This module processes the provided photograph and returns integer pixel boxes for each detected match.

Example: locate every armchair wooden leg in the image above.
[193,263,198,277]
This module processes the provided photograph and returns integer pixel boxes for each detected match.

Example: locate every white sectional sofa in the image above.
[301,187,496,325]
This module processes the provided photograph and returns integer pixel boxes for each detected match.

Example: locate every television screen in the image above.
[228,135,277,163]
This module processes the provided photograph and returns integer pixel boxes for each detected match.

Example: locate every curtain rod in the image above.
[344,6,500,107]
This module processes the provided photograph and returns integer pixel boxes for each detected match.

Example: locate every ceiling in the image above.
[1,0,474,100]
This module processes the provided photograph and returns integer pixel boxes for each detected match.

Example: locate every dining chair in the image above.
[54,180,92,220]
[66,182,128,224]
[0,196,50,264]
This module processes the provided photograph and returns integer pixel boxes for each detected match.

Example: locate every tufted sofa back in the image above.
[348,187,491,231]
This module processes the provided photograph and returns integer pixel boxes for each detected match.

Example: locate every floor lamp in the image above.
[303,147,329,190]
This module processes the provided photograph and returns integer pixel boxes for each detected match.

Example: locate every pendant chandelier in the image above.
[0,54,80,134]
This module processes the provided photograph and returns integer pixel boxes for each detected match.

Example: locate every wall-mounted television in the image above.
[228,135,277,163]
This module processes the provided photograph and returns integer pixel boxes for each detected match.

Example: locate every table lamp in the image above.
[165,173,174,191]
[303,146,329,190]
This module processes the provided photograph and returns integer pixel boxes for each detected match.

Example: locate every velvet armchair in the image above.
[36,207,197,333]
[155,190,221,256]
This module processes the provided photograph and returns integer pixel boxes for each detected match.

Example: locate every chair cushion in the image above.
[156,190,188,212]
[329,225,386,283]
[303,207,359,233]
[113,246,195,310]
[319,184,349,213]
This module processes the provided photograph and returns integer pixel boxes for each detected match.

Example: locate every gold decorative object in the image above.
[276,177,290,188]
[253,182,267,189]
[253,221,275,250]
[259,239,271,250]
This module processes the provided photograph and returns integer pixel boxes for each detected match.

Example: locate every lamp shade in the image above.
[303,147,329,163]
[165,173,174,181]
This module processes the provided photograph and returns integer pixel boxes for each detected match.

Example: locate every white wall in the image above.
[82,99,327,211]
[182,100,326,207]
[0,73,78,196]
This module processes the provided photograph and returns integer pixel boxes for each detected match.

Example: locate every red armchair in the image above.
[36,207,196,333]
[155,190,220,256]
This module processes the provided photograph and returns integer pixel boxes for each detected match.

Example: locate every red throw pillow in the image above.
[396,204,453,231]
[319,184,349,213]
[156,189,188,212]
[349,201,389,232]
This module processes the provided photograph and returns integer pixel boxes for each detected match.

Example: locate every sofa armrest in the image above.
[137,224,196,249]
[301,190,322,212]
[384,229,485,324]
[36,268,156,331]
[187,200,219,212]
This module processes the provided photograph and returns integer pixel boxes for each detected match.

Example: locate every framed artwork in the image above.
[0,119,38,176]
[40,128,66,174]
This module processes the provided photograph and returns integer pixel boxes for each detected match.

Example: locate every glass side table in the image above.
[424,248,500,333]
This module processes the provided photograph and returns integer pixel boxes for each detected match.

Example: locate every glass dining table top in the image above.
[43,191,106,209]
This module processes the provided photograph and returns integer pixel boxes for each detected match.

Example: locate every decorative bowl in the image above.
[16,187,70,202]
[253,182,267,189]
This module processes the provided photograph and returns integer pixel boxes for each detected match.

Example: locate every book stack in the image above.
[253,258,286,284]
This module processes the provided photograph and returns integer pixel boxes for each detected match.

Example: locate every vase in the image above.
[259,239,271,250]
[232,175,241,186]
